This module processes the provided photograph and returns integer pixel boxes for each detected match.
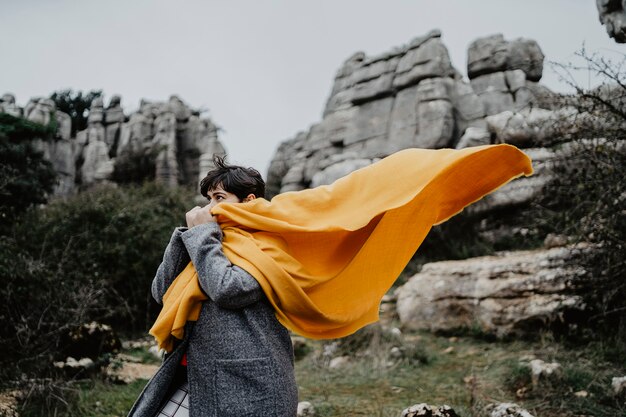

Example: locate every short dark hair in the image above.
[200,154,265,200]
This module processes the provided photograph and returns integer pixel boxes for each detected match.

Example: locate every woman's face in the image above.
[206,184,241,210]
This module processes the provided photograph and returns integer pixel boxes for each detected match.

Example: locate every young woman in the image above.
[128,155,298,417]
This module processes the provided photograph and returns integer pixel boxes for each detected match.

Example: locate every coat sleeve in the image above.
[180,222,264,309]
[151,227,191,305]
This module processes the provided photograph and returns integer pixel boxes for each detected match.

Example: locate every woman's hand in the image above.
[186,205,217,228]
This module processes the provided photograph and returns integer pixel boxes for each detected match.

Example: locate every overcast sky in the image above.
[1,0,623,175]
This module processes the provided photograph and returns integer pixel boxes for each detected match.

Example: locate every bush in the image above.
[50,89,102,137]
[0,182,196,386]
[0,113,57,227]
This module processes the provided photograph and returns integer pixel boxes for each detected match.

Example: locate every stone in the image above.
[415,99,454,148]
[0,390,20,417]
[105,94,125,124]
[467,34,509,78]
[81,139,113,185]
[88,96,105,124]
[0,93,21,117]
[529,359,562,387]
[471,72,509,95]
[468,34,544,81]
[168,95,192,121]
[267,30,549,198]
[401,403,460,417]
[596,0,626,43]
[297,401,316,416]
[396,245,588,337]
[105,357,158,384]
[456,127,491,149]
[479,91,515,116]
[393,36,455,89]
[55,110,72,140]
[612,376,626,395]
[310,158,372,187]
[153,112,179,187]
[328,355,351,369]
[485,402,535,417]
[505,70,527,93]
[544,233,568,249]
[506,39,544,82]
[25,98,56,126]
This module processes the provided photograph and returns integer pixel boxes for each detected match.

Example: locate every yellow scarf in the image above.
[150,144,533,351]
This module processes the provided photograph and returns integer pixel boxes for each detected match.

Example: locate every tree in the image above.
[50,89,102,136]
[0,113,57,228]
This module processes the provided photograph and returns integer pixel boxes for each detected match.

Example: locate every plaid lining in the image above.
[156,371,189,417]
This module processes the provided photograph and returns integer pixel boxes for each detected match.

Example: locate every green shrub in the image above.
[0,182,196,385]
[0,113,57,227]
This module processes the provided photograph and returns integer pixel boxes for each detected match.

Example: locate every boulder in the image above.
[25,98,56,126]
[396,245,588,337]
[297,401,316,416]
[401,403,460,417]
[485,403,535,417]
[529,359,562,387]
[612,376,626,396]
[0,93,22,117]
[596,0,626,43]
[468,34,544,81]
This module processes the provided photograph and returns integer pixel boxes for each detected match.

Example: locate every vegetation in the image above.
[50,89,102,136]
[0,113,57,227]
[0,182,196,413]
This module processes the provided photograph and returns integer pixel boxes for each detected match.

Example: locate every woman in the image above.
[128,155,298,417]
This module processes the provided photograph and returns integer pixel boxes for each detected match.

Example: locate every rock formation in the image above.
[0,93,226,195]
[596,0,626,43]
[395,245,588,337]
[266,30,551,197]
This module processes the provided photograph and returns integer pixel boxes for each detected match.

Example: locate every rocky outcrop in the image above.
[395,245,588,337]
[267,30,550,197]
[1,93,226,195]
[596,0,626,43]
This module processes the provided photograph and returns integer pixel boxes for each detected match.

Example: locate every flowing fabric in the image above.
[150,144,533,351]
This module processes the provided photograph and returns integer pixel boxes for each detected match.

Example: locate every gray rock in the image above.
[456,127,491,149]
[393,36,455,89]
[153,113,178,187]
[55,110,72,140]
[612,376,626,395]
[0,93,22,117]
[25,98,56,126]
[415,99,454,148]
[468,34,544,81]
[529,359,562,387]
[396,245,588,337]
[105,94,125,124]
[401,403,459,417]
[267,30,548,195]
[485,403,535,417]
[596,0,626,43]
[88,96,104,124]
[297,401,316,417]
[310,158,372,187]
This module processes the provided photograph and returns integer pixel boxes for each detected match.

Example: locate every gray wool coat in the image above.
[127,222,298,417]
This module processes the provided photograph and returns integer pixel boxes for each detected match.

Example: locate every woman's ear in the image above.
[244,194,256,203]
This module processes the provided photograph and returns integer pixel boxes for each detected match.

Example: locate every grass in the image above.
[19,328,626,417]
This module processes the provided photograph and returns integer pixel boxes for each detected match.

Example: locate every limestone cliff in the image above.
[0,93,226,196]
[266,30,551,198]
